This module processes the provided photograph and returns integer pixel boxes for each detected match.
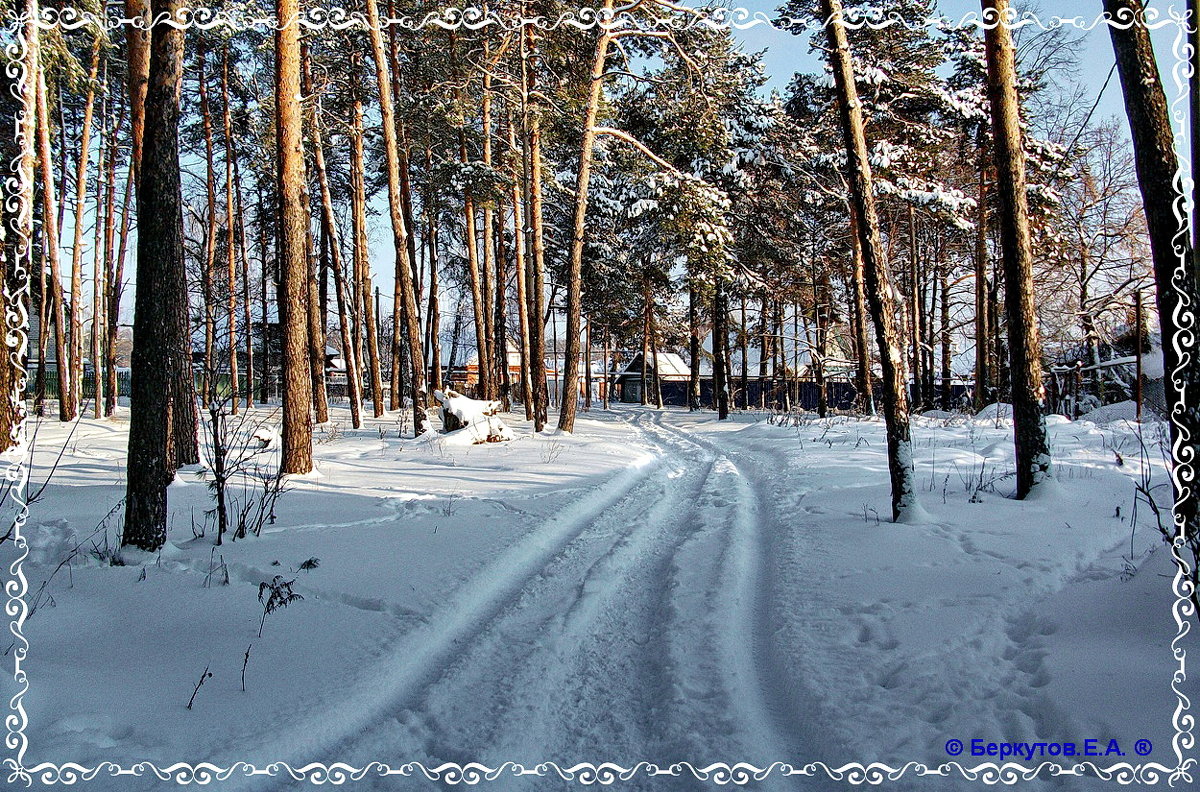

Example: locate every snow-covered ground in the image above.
[4,403,1194,789]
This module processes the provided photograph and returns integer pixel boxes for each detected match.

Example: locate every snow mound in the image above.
[434,389,515,444]
[976,402,1012,419]
[252,425,281,450]
[1079,400,1139,425]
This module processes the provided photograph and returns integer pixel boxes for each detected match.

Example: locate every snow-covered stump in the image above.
[433,389,515,444]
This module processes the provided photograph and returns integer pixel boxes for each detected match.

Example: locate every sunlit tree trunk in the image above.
[983,0,1052,499]
[307,225,329,424]
[275,0,313,473]
[522,23,549,430]
[509,123,533,419]
[198,42,218,404]
[974,144,990,410]
[365,0,427,431]
[221,46,239,413]
[36,67,72,420]
[822,0,918,521]
[68,40,101,412]
[558,0,615,432]
[234,154,253,409]
[350,94,384,417]
[1107,0,1200,574]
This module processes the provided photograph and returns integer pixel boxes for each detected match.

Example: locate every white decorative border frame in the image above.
[1,2,1195,786]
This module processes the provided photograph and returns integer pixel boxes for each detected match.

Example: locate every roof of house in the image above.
[617,351,691,379]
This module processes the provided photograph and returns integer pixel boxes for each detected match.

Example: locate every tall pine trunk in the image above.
[1107,0,1200,593]
[69,41,100,412]
[351,96,384,417]
[275,0,314,473]
[36,68,73,421]
[221,46,239,414]
[558,0,615,432]
[974,143,990,410]
[509,123,533,419]
[983,0,1052,498]
[198,43,217,405]
[365,0,427,431]
[822,0,919,521]
[124,0,186,551]
[849,208,875,415]
[521,24,549,430]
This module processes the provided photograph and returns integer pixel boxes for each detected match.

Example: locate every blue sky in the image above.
[729,0,1192,136]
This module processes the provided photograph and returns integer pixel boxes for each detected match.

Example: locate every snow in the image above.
[1079,399,1141,426]
[433,389,515,443]
[7,404,1193,786]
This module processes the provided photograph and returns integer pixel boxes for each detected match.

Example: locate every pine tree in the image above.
[275,0,313,474]
[1106,0,1200,596]
[124,0,186,551]
[821,0,920,521]
[982,0,1052,498]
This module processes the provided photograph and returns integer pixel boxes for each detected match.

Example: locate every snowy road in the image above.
[16,405,1191,790]
[253,411,818,789]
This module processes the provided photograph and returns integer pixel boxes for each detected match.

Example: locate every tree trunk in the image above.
[234,153,253,409]
[940,262,952,410]
[69,41,101,412]
[908,206,922,410]
[714,280,729,419]
[495,192,511,409]
[257,190,271,403]
[509,124,533,419]
[198,42,218,405]
[350,93,385,417]
[365,0,427,431]
[480,57,498,399]
[640,279,649,407]
[521,25,549,430]
[124,0,185,551]
[307,226,329,424]
[688,283,701,411]
[221,46,239,414]
[984,0,1053,499]
[1107,0,1200,569]
[307,66,362,429]
[758,293,770,408]
[36,67,73,421]
[558,0,615,432]
[106,158,132,417]
[275,0,313,473]
[740,293,749,410]
[849,207,875,415]
[425,185,443,394]
[974,145,990,410]
[91,62,112,420]
[822,0,919,521]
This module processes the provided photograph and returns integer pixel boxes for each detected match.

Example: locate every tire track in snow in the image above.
[235,416,667,783]
[337,410,724,777]
[330,409,793,790]
[635,413,788,770]
[705,419,852,771]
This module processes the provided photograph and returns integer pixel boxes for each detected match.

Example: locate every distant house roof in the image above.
[617,351,691,380]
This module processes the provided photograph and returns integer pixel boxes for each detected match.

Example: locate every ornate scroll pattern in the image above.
[1,3,1194,786]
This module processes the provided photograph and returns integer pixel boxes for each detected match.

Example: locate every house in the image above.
[613,351,691,404]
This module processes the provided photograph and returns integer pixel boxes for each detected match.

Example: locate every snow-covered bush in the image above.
[433,389,514,444]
